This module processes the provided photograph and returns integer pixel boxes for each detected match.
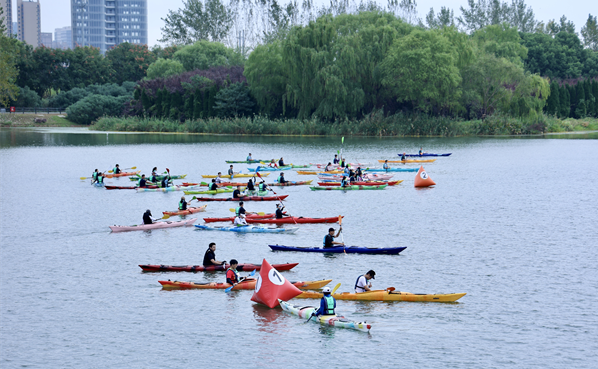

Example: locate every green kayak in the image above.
[226,159,272,163]
[310,185,387,191]
[130,174,187,181]
[184,188,234,195]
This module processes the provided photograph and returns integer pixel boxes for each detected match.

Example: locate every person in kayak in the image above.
[340,158,346,167]
[179,196,187,211]
[383,160,390,172]
[161,175,171,188]
[325,162,333,172]
[278,157,285,166]
[143,209,156,225]
[324,227,344,248]
[150,167,158,182]
[226,259,242,287]
[247,153,253,161]
[340,176,349,188]
[314,287,336,317]
[96,172,105,185]
[203,242,225,267]
[215,172,223,183]
[235,201,247,217]
[401,152,406,161]
[258,180,269,192]
[113,164,121,174]
[355,270,376,293]
[348,169,356,182]
[232,186,245,199]
[275,204,289,219]
[228,165,235,177]
[233,213,248,226]
[419,147,423,156]
[333,155,339,164]
[246,178,256,195]
[138,174,148,188]
[277,173,288,184]
[355,167,363,181]
[209,179,218,191]
[92,169,99,182]
[268,159,278,168]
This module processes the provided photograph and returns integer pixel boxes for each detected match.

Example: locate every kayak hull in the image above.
[378,159,436,163]
[246,216,341,224]
[195,224,298,233]
[317,181,403,186]
[139,262,299,272]
[192,195,288,201]
[183,180,312,187]
[203,213,281,223]
[296,290,466,302]
[183,189,234,195]
[400,153,452,157]
[162,205,207,216]
[202,173,269,178]
[129,174,187,181]
[105,171,141,178]
[269,244,407,254]
[105,185,159,190]
[109,218,197,232]
[310,185,387,190]
[159,279,332,290]
[365,168,418,172]
[226,160,271,163]
[136,185,201,192]
[279,300,371,332]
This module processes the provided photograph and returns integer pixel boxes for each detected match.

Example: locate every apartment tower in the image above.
[1,0,13,36]
[71,0,147,54]
[17,0,41,47]
[54,26,72,49]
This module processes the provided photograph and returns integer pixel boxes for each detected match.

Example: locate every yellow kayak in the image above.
[201,173,270,179]
[295,289,466,302]
[378,159,436,163]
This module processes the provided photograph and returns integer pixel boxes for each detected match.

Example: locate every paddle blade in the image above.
[341,137,344,144]
[386,287,396,292]
[250,269,257,276]
[257,212,265,216]
[80,177,89,180]
[225,285,234,293]
[229,208,235,212]
[162,214,170,220]
[332,283,341,294]
[338,215,342,225]
[131,166,137,169]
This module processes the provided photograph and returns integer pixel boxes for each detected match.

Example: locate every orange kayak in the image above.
[162,205,207,216]
[105,171,141,178]
[295,289,466,302]
[159,279,332,291]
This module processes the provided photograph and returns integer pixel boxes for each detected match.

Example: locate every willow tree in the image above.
[280,11,413,119]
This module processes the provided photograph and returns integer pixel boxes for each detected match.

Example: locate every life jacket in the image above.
[92,172,98,180]
[383,163,389,170]
[354,276,367,292]
[97,175,104,183]
[323,295,335,315]
[247,181,255,190]
[210,183,217,190]
[401,154,406,161]
[150,175,157,182]
[235,207,242,216]
[227,268,239,283]
[179,201,186,210]
[259,183,266,191]
[341,179,347,187]
[277,175,284,183]
[113,167,120,174]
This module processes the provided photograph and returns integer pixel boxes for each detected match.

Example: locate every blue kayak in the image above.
[248,166,294,172]
[268,244,406,254]
[365,168,418,172]
[195,225,298,233]
[399,153,452,157]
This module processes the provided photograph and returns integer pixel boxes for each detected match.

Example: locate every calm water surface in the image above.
[1,128,597,368]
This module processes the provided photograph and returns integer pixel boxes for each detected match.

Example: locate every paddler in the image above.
[247,153,253,161]
[314,287,336,317]
[419,147,423,156]
[354,270,376,293]
[143,209,155,225]
[333,155,339,164]
[355,167,363,180]
[228,165,235,177]
[275,204,289,219]
[113,164,121,174]
[92,169,99,182]
[323,227,344,248]
[246,178,256,195]
[340,157,346,167]
[235,201,247,217]
[150,167,158,182]
[348,169,356,183]
[277,172,288,184]
[209,179,218,191]
[96,172,105,185]
[226,259,245,287]
[383,160,390,172]
[268,159,278,168]
[203,242,225,267]
[215,172,223,183]
[179,196,187,211]
[401,152,406,161]
[232,185,245,199]
[258,180,269,192]
[325,162,333,172]
[340,176,349,188]
[138,174,148,188]
[278,157,285,166]
[161,175,171,188]
[233,213,248,226]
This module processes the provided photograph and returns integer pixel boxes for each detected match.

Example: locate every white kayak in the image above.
[109,218,197,232]
[278,299,371,332]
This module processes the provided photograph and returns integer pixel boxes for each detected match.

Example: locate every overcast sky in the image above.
[8,0,595,45]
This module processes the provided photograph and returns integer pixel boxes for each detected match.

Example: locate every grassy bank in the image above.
[0,114,84,128]
[89,113,598,137]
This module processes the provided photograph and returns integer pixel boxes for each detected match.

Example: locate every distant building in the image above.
[17,0,41,47]
[41,31,52,47]
[0,0,12,36]
[71,0,148,54]
[54,26,72,49]
[12,21,17,35]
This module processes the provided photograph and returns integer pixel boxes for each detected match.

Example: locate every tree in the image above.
[581,14,598,51]
[244,41,287,116]
[425,7,455,29]
[472,23,528,64]
[159,0,233,45]
[509,0,536,33]
[172,40,243,72]
[545,82,560,115]
[559,85,570,118]
[0,7,20,107]
[106,43,157,84]
[66,94,130,125]
[213,82,255,117]
[458,0,536,33]
[12,86,41,107]
[66,46,115,90]
[146,58,185,79]
[381,29,462,113]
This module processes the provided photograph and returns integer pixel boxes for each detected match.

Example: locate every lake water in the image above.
[1,128,597,369]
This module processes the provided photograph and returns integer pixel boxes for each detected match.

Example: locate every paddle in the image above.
[386,287,396,292]
[338,215,346,253]
[265,178,298,225]
[229,209,266,216]
[225,269,257,292]
[306,282,341,323]
[109,166,136,173]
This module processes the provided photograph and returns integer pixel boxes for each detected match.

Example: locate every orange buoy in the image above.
[414,166,435,187]
[251,259,302,308]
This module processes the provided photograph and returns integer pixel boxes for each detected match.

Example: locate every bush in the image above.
[13,86,42,107]
[49,82,137,109]
[213,82,255,117]
[67,94,131,125]
[146,58,185,79]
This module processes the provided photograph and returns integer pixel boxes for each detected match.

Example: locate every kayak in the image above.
[365,168,418,172]
[183,188,234,195]
[202,173,269,178]
[194,225,299,233]
[269,244,407,255]
[246,216,341,224]
[226,159,272,163]
[203,213,284,223]
[159,279,332,290]
[317,181,403,186]
[109,218,197,232]
[191,195,288,202]
[129,174,187,181]
[93,182,105,187]
[279,300,371,332]
[310,185,387,191]
[162,205,207,216]
[135,185,201,192]
[105,185,159,190]
[139,262,299,272]
[317,173,394,180]
[313,163,370,168]
[183,180,312,187]
[378,159,436,163]
[295,289,466,302]
[105,171,141,178]
[400,153,452,157]
[297,170,344,175]
[248,166,294,172]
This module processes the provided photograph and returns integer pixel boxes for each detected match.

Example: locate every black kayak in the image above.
[268,244,406,255]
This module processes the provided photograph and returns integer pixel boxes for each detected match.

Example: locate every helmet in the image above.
[322,287,331,293]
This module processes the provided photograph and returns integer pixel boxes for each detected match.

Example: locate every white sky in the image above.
[8,0,596,46]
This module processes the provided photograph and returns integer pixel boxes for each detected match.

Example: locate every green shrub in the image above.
[67,95,130,125]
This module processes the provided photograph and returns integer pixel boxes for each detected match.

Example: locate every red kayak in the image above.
[139,262,298,272]
[246,216,342,224]
[317,181,401,186]
[192,195,288,202]
[105,185,159,190]
[203,213,284,223]
[182,181,312,187]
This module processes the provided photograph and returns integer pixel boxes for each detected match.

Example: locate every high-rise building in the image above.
[12,22,17,35]
[41,31,52,47]
[54,26,72,49]
[0,0,13,36]
[17,0,41,47]
[71,0,147,54]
